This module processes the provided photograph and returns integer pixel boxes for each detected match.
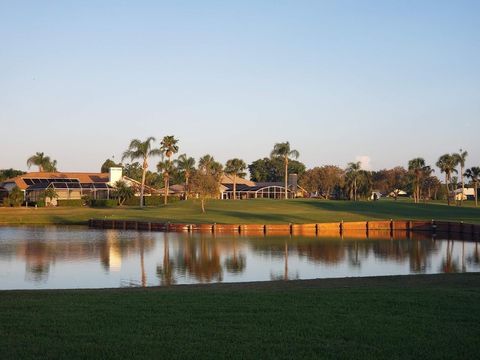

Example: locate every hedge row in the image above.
[57,199,84,207]
[123,196,181,206]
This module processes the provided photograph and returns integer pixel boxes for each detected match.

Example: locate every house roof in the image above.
[220,174,255,186]
[0,172,109,190]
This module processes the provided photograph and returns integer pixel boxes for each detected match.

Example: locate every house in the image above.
[220,173,305,199]
[454,188,476,201]
[0,167,160,205]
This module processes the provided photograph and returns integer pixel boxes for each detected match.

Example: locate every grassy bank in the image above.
[1,273,479,359]
[0,198,479,225]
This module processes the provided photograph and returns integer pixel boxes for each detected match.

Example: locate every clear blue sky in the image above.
[1,0,479,173]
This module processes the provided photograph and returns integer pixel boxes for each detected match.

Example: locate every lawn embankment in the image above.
[1,273,479,359]
[1,198,479,226]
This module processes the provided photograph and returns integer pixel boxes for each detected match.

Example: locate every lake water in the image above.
[0,226,479,290]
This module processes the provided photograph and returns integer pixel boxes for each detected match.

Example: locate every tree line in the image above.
[3,138,479,209]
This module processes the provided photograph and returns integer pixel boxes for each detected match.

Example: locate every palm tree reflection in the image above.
[224,238,246,274]
[156,233,176,286]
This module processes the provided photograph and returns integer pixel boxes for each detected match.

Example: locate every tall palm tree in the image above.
[27,152,52,172]
[408,157,428,203]
[122,137,161,207]
[454,149,468,206]
[346,162,361,201]
[43,159,58,172]
[160,135,179,162]
[465,167,480,207]
[198,154,215,173]
[436,154,458,206]
[224,158,247,200]
[270,142,300,199]
[421,166,434,202]
[157,157,176,205]
[176,154,196,200]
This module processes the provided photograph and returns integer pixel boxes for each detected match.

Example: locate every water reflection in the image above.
[0,226,479,290]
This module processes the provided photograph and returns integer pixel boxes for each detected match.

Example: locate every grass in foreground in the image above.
[0,198,479,225]
[1,273,479,359]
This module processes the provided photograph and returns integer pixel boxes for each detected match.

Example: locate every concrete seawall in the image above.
[88,219,480,239]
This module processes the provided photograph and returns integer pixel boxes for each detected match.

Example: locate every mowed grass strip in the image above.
[0,274,479,359]
[1,198,480,225]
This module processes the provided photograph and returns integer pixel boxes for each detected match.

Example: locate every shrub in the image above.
[57,199,84,207]
[7,187,23,207]
[89,199,117,208]
[123,196,180,206]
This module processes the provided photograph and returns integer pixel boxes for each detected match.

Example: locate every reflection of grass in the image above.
[1,198,480,225]
[1,273,480,359]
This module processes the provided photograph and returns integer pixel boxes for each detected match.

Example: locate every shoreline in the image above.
[2,272,479,294]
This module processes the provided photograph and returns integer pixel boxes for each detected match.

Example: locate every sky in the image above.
[1,0,479,174]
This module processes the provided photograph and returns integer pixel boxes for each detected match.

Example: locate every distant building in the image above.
[0,167,160,205]
[454,188,476,201]
[220,174,305,199]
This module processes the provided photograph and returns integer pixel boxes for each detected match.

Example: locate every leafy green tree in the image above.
[122,137,162,207]
[7,186,23,207]
[345,162,361,201]
[160,135,179,162]
[157,157,177,205]
[270,142,300,199]
[454,149,468,206]
[0,169,25,182]
[189,169,222,213]
[190,160,223,213]
[248,157,305,182]
[436,154,458,206]
[123,162,143,181]
[224,158,247,200]
[176,154,196,199]
[101,158,121,173]
[248,158,281,182]
[465,167,480,207]
[299,166,344,199]
[114,180,134,206]
[27,152,56,172]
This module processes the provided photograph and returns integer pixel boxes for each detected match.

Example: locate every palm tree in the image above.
[270,142,300,199]
[122,137,162,207]
[157,157,176,205]
[224,158,247,200]
[176,154,196,200]
[27,152,51,172]
[198,154,223,176]
[454,149,468,206]
[421,166,434,202]
[346,162,361,201]
[45,159,58,172]
[198,154,215,173]
[160,135,179,162]
[114,180,134,206]
[465,167,480,207]
[436,154,458,206]
[408,158,428,203]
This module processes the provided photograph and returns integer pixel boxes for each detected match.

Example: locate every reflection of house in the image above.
[0,167,160,205]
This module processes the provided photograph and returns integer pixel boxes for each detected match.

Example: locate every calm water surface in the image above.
[0,226,479,289]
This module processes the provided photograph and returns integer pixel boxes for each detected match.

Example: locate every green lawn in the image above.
[1,198,479,225]
[1,273,479,359]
